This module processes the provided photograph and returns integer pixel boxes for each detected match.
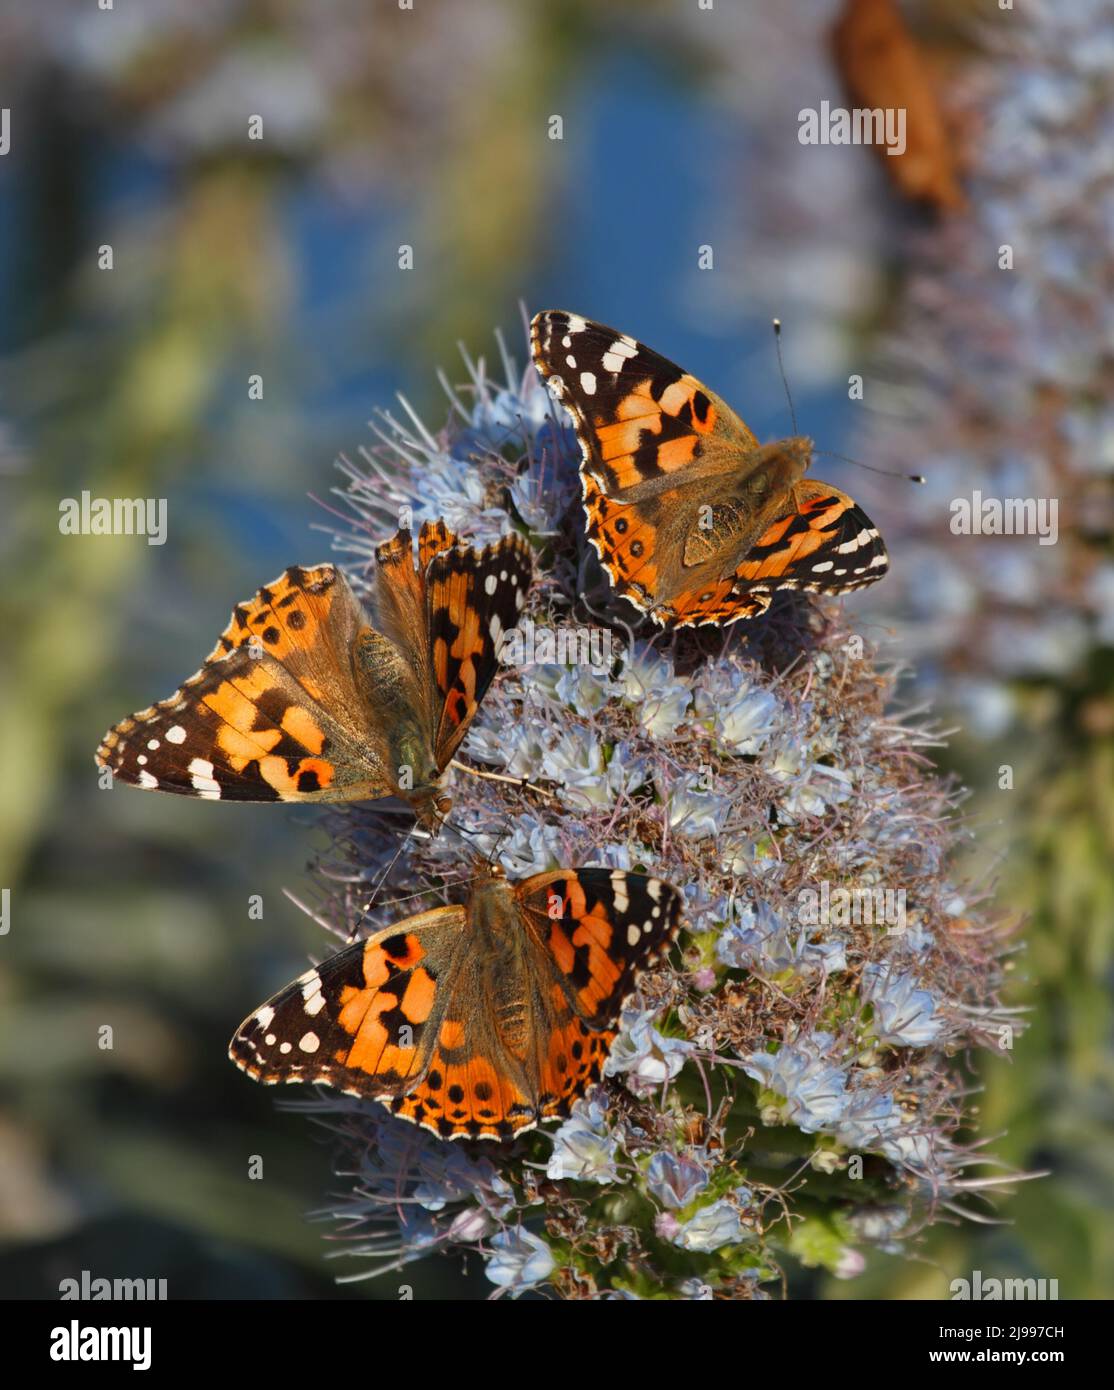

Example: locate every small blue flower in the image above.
[620,643,692,737]
[694,665,781,753]
[673,1199,746,1252]
[554,662,620,712]
[716,899,847,978]
[862,963,946,1046]
[485,1227,556,1291]
[666,773,730,840]
[743,1035,851,1133]
[547,1098,619,1184]
[646,1152,709,1209]
[604,1006,692,1094]
[767,739,853,819]
[543,726,619,809]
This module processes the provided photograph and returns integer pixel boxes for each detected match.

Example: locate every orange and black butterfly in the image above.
[230,864,683,1141]
[531,310,888,628]
[96,520,532,830]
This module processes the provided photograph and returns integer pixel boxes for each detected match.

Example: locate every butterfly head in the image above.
[408,784,452,833]
[746,435,814,496]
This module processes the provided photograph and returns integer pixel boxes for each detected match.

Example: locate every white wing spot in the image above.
[299,1031,320,1053]
[255,1006,275,1029]
[165,725,187,744]
[137,770,159,789]
[812,560,834,573]
[580,371,597,396]
[627,923,641,947]
[601,339,638,372]
[301,974,326,1016]
[484,573,498,596]
[264,1033,276,1046]
[279,1041,293,1055]
[147,739,160,751]
[188,758,221,800]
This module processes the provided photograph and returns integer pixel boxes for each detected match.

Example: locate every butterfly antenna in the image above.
[377,873,479,911]
[487,820,514,869]
[349,822,421,940]
[814,448,925,485]
[772,319,799,436]
[439,814,493,860]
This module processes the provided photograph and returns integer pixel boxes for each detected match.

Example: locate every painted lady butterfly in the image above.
[531,310,888,628]
[95,520,532,830]
[230,863,683,1140]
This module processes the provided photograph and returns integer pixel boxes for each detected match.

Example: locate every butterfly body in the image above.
[230,864,684,1140]
[531,310,888,628]
[96,521,532,830]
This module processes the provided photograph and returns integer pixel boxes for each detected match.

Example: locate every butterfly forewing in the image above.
[428,531,533,768]
[732,480,889,593]
[518,868,684,1030]
[229,906,466,1095]
[531,310,759,498]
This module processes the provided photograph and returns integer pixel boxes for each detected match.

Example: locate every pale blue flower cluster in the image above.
[306,322,1011,1298]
